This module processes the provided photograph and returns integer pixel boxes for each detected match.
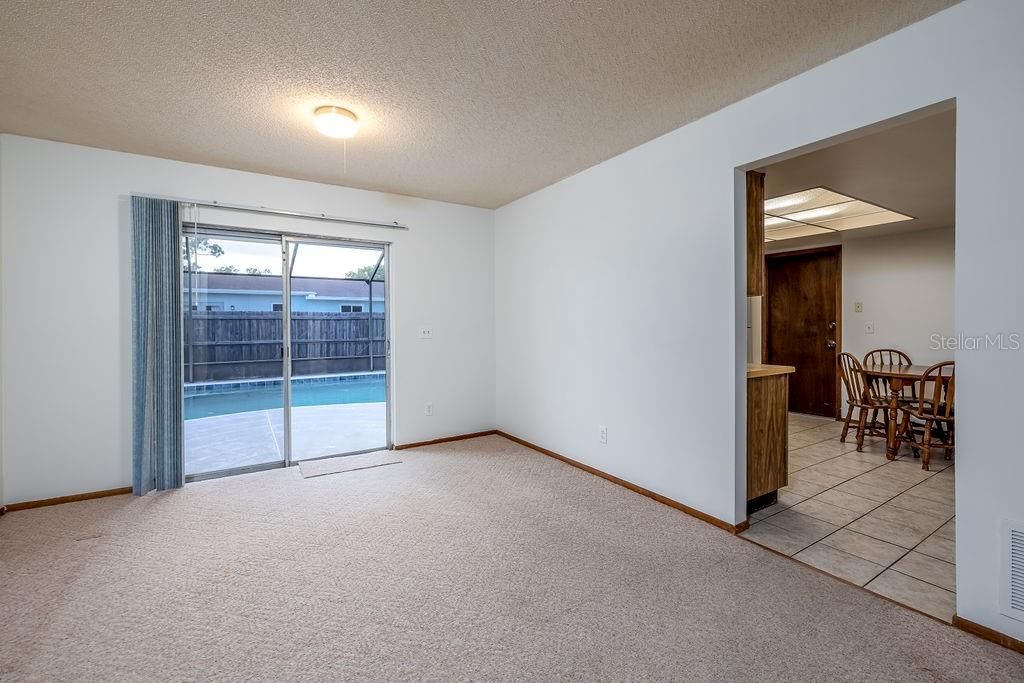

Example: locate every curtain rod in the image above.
[131,193,409,230]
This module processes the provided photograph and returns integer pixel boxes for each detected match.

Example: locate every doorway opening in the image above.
[181,227,390,480]
[738,102,958,622]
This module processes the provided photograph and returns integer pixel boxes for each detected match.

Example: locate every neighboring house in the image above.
[184,272,386,313]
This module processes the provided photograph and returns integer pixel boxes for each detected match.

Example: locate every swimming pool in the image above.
[185,374,385,419]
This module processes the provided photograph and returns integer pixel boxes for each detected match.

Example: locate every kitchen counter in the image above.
[746,363,794,509]
[746,363,796,379]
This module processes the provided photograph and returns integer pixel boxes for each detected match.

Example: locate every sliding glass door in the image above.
[284,239,388,462]
[181,228,390,478]
[181,230,287,478]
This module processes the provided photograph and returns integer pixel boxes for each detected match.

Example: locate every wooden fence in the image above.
[184,311,386,382]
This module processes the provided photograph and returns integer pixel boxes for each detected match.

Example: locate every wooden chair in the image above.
[838,352,887,451]
[863,348,917,426]
[897,361,955,471]
[863,348,912,367]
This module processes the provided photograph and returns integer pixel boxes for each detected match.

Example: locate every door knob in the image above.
[826,340,837,349]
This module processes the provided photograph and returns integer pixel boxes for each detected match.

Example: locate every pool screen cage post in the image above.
[366,249,385,372]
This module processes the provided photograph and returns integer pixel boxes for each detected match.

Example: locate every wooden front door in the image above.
[765,246,841,417]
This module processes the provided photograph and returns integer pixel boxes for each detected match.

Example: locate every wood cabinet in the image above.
[746,170,765,296]
[747,364,794,500]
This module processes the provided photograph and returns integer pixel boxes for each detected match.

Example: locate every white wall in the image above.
[0,135,495,505]
[766,226,956,366]
[843,227,955,365]
[495,0,1024,641]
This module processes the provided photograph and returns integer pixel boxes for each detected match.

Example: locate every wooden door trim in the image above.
[763,244,842,418]
[746,171,766,296]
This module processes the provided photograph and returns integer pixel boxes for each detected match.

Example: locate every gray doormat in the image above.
[298,451,402,479]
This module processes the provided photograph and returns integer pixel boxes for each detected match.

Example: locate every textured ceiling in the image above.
[0,0,959,208]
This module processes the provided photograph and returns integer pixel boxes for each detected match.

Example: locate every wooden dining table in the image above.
[861,363,955,460]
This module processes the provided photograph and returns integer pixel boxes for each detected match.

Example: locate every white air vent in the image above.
[1001,519,1024,623]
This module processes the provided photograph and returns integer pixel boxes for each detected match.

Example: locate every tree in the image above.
[182,236,224,272]
[344,264,385,281]
[246,267,272,275]
[213,265,239,273]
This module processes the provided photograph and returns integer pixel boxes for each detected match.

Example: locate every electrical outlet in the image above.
[599,425,608,444]
[854,302,864,313]
[864,321,875,335]
[424,402,434,416]
[418,326,433,339]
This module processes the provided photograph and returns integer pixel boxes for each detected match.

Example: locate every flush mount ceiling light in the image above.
[313,106,359,139]
[763,186,912,242]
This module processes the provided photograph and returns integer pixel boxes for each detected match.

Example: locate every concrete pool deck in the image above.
[184,402,386,475]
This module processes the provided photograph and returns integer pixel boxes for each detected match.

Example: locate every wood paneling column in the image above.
[746,170,765,296]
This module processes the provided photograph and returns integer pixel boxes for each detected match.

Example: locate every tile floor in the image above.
[741,411,957,622]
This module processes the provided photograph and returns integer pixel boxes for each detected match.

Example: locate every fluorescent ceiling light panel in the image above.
[764,215,794,228]
[815,209,913,231]
[783,204,848,222]
[764,187,850,214]
[764,218,802,232]
[763,187,912,241]
[764,225,833,240]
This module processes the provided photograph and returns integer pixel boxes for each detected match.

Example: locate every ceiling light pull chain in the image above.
[344,140,347,175]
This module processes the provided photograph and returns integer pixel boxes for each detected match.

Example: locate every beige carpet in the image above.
[1,435,1021,680]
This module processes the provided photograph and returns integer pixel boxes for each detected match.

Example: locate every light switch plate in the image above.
[864,321,875,334]
[854,302,864,313]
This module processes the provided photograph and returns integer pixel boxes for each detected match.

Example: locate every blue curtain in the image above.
[132,197,184,495]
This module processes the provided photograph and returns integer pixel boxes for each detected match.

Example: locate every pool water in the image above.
[185,376,385,419]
